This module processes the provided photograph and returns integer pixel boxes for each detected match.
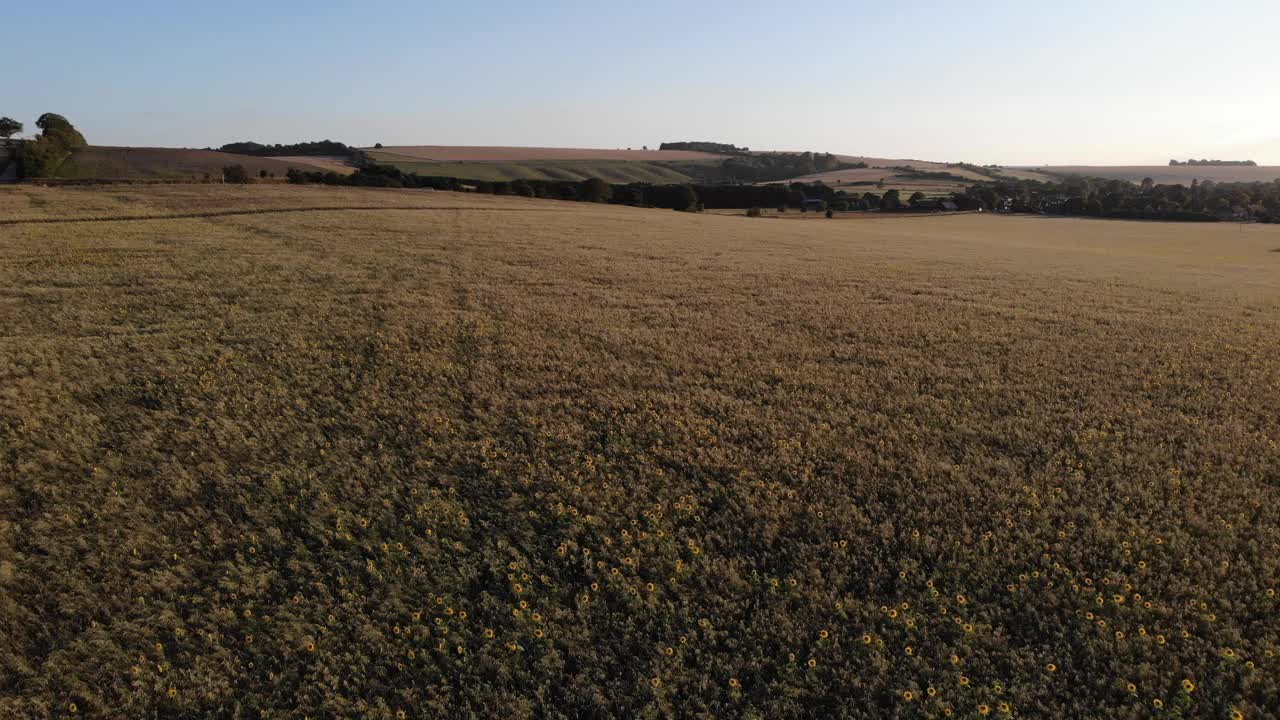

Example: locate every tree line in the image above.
[659,141,751,154]
[215,140,355,157]
[283,165,975,214]
[966,175,1280,222]
[1169,159,1257,166]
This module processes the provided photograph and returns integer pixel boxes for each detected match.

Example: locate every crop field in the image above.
[1,184,1278,719]
[362,154,705,184]
[272,156,357,176]
[368,146,726,162]
[48,147,313,181]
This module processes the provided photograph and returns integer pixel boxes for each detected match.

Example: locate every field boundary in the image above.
[0,204,576,226]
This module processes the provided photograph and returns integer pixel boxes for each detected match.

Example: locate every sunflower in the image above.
[807,658,817,668]
[1153,699,1163,709]
[959,676,970,686]
[484,628,495,639]
[729,678,740,688]
[68,704,77,714]
[863,634,874,645]
[1126,683,1136,693]
[978,705,990,715]
[819,630,829,639]
[1045,663,1057,673]
[927,687,937,697]
[902,691,914,702]
[1181,679,1194,693]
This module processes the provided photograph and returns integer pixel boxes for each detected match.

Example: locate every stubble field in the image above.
[1,185,1278,719]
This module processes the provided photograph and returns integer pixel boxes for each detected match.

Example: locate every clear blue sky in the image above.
[8,1,1280,165]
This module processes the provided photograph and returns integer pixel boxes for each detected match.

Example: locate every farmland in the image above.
[1028,165,1280,186]
[368,146,727,162]
[2,184,1278,719]
[362,146,726,185]
[45,146,315,181]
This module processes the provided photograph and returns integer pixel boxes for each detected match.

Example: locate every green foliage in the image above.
[0,117,22,140]
[16,112,87,177]
[36,112,87,149]
[579,177,612,203]
[218,140,351,157]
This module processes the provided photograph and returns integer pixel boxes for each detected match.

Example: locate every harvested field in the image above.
[273,155,356,175]
[369,145,726,162]
[364,156,702,184]
[49,146,313,181]
[2,184,1278,718]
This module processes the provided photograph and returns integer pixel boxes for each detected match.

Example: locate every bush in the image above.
[222,165,250,184]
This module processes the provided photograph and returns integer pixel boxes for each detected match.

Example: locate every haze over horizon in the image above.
[9,0,1280,166]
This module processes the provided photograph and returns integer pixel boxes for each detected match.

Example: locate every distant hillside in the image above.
[369,146,725,162]
[1028,165,1280,185]
[48,146,316,180]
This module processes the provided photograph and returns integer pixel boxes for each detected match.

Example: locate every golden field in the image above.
[1,185,1278,719]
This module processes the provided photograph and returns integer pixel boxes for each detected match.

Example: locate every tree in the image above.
[1140,177,1154,192]
[908,191,926,205]
[35,113,86,148]
[881,189,901,210]
[579,177,611,203]
[0,117,21,141]
[674,185,698,211]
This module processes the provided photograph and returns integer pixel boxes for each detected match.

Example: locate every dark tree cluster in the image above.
[659,141,751,154]
[1169,159,1257,166]
[0,116,22,141]
[15,113,87,178]
[694,152,862,183]
[960,176,1280,221]
[217,140,352,157]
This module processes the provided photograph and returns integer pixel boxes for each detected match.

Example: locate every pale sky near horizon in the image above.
[8,1,1280,165]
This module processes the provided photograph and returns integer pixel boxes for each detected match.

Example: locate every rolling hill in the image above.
[46,146,318,181]
[1024,165,1280,185]
[363,146,724,184]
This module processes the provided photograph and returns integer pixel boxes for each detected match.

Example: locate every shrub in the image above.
[222,165,250,184]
